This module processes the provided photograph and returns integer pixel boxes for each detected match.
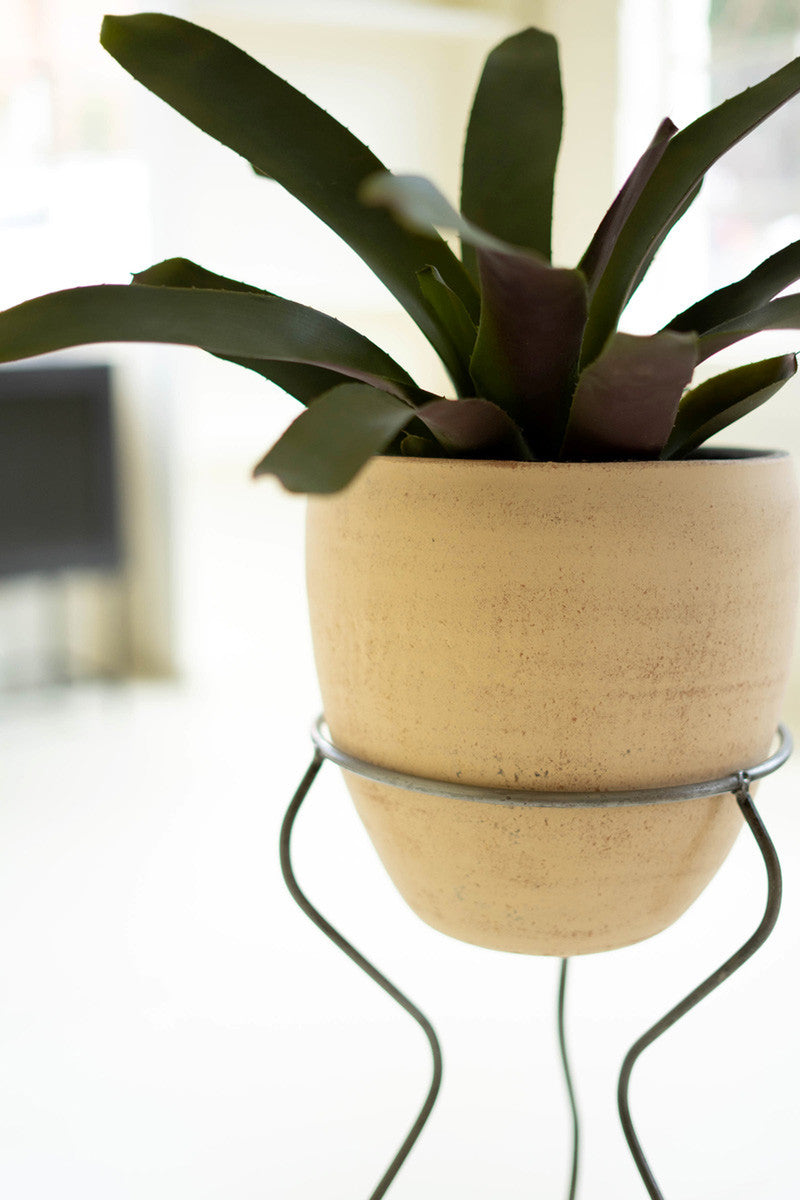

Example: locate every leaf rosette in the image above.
[0,14,798,491]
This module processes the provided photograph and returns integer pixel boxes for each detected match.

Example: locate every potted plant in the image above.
[1,13,798,954]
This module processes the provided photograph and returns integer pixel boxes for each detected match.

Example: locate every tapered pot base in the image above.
[346,777,744,955]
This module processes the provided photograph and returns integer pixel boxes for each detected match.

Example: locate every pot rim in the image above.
[381,447,789,470]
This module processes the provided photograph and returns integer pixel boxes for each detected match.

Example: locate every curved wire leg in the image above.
[557,959,580,1200]
[279,753,444,1200]
[617,774,783,1199]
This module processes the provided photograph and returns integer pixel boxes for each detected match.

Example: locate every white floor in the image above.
[1,679,799,1199]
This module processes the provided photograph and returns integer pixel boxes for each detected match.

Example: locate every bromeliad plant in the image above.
[3,14,800,491]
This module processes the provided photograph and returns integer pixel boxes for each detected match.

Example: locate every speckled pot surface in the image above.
[305,452,799,955]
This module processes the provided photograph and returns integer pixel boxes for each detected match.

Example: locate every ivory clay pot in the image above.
[305,452,799,956]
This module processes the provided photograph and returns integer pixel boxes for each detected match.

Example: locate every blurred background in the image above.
[1,1,799,1197]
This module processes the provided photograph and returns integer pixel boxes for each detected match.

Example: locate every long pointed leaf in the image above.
[666,239,800,334]
[362,171,511,252]
[132,258,259,293]
[100,13,480,386]
[400,433,442,457]
[133,257,347,403]
[626,181,703,300]
[0,285,416,393]
[416,266,477,391]
[460,28,562,278]
[562,331,697,459]
[582,53,800,366]
[253,383,414,493]
[579,119,677,295]
[698,293,800,360]
[663,354,796,457]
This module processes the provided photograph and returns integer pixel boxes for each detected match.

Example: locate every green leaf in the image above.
[0,285,416,394]
[132,258,253,291]
[665,240,800,335]
[697,292,800,360]
[460,28,562,278]
[416,266,477,392]
[579,119,677,295]
[100,13,479,387]
[581,52,800,366]
[400,433,442,457]
[133,257,347,403]
[361,171,510,252]
[253,383,414,493]
[663,354,797,458]
[562,331,697,459]
[626,181,703,299]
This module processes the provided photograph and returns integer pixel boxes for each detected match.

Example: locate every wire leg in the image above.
[557,958,580,1200]
[279,754,444,1200]
[617,773,783,1199]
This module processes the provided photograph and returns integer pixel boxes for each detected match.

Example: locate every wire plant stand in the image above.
[280,719,791,1200]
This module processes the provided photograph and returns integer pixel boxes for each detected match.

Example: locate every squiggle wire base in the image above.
[280,722,790,1199]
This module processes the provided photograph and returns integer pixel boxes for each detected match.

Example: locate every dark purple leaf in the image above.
[470,250,588,456]
[562,331,697,459]
[361,172,588,455]
[417,396,534,459]
[579,119,677,295]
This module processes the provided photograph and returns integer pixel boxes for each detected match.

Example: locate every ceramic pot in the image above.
[305,452,799,955]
